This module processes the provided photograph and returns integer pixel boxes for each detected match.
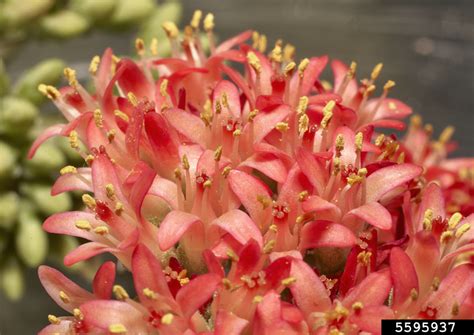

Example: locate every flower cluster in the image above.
[32,12,474,335]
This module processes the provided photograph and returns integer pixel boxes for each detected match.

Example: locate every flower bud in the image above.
[23,184,72,216]
[15,210,48,268]
[0,59,10,96]
[26,141,66,177]
[0,257,24,301]
[110,0,155,27]
[139,2,182,45]
[69,0,116,21]
[13,58,65,104]
[2,0,54,27]
[0,96,38,136]
[0,141,16,183]
[0,192,20,230]
[40,10,90,39]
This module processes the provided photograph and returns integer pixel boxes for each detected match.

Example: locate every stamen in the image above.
[226,249,240,262]
[38,84,60,100]
[191,10,202,30]
[253,295,263,303]
[320,111,333,129]
[114,202,124,215]
[271,44,283,63]
[135,38,145,56]
[247,51,262,74]
[64,67,78,88]
[384,80,396,92]
[161,313,174,325]
[182,155,190,170]
[423,209,434,231]
[283,44,295,62]
[48,315,60,324]
[82,194,96,209]
[150,38,159,56]
[284,61,296,77]
[59,291,70,303]
[431,277,440,291]
[263,240,276,254]
[109,324,127,334]
[203,13,215,32]
[351,302,363,311]
[296,96,309,115]
[448,212,463,229]
[370,63,383,81]
[94,226,109,235]
[355,132,363,152]
[60,166,77,175]
[127,92,138,107]
[357,251,372,266]
[105,184,116,199]
[439,126,455,144]
[94,109,103,128]
[162,21,179,39]
[455,223,470,238]
[410,288,419,301]
[114,110,129,122]
[298,114,309,136]
[160,79,169,97]
[214,146,223,161]
[69,130,79,149]
[73,308,84,320]
[298,58,310,77]
[89,56,100,75]
[298,190,309,202]
[143,288,157,300]
[75,220,92,231]
[113,285,129,300]
[258,35,267,53]
[281,277,296,286]
[440,231,453,244]
[335,134,345,154]
[275,122,289,132]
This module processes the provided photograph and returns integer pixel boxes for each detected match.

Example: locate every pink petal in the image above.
[176,273,220,319]
[300,220,356,250]
[250,104,291,144]
[81,300,148,333]
[240,151,288,183]
[44,211,100,240]
[212,209,263,248]
[367,98,412,120]
[291,56,328,98]
[213,80,241,118]
[344,202,392,230]
[302,195,342,222]
[214,309,249,335]
[92,261,116,299]
[38,320,74,335]
[51,167,92,195]
[296,147,327,196]
[148,176,179,209]
[416,182,445,231]
[349,305,394,335]
[128,161,156,219]
[125,102,145,160]
[343,271,392,307]
[158,211,203,251]
[64,242,117,266]
[290,259,331,316]
[333,126,357,166]
[366,163,423,202]
[164,108,208,147]
[228,170,271,224]
[390,247,419,307]
[331,60,358,100]
[91,150,127,204]
[28,124,65,158]
[215,30,252,54]
[38,266,94,313]
[406,232,440,292]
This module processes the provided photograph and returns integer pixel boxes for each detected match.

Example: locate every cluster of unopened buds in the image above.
[31,11,473,335]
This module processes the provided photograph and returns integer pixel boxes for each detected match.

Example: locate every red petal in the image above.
[213,80,241,118]
[240,151,288,183]
[115,59,153,99]
[302,195,342,222]
[44,211,100,240]
[51,167,92,195]
[296,147,327,195]
[366,163,422,202]
[349,305,394,334]
[212,210,263,248]
[28,124,65,158]
[164,108,208,147]
[416,182,445,231]
[215,30,252,54]
[64,242,117,266]
[92,261,116,299]
[300,220,356,250]
[390,247,419,307]
[250,104,290,144]
[176,273,220,319]
[214,309,249,335]
[158,211,203,251]
[344,202,392,230]
[343,271,392,307]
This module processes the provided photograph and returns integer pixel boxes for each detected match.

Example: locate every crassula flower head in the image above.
[31,11,474,335]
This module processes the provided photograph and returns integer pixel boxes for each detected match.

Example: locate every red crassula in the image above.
[31,11,473,335]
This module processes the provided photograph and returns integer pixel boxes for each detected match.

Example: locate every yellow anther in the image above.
[114,202,124,216]
[397,151,406,164]
[440,231,454,244]
[161,313,174,325]
[275,122,289,132]
[357,251,372,266]
[298,190,309,202]
[358,168,368,177]
[68,130,79,149]
[94,109,103,128]
[162,21,179,38]
[256,195,272,209]
[297,96,309,115]
[203,13,215,32]
[451,302,459,316]
[252,31,260,48]
[335,134,345,153]
[226,249,240,262]
[143,288,157,300]
[221,92,229,108]
[271,44,283,63]
[281,277,297,286]
[60,166,77,175]
[113,285,129,300]
[410,288,419,301]
[127,92,138,107]
[248,109,259,122]
[263,240,276,254]
[347,173,362,186]
[135,38,145,56]
[284,61,296,77]
[247,51,262,74]
[431,277,440,291]
[214,146,223,161]
[222,166,231,178]
[355,132,363,151]
[375,134,385,147]
[105,183,115,199]
[73,308,83,320]
[48,314,60,324]
[150,38,159,56]
[94,226,109,235]
[439,126,455,144]
[448,212,463,229]
[59,291,70,304]
[370,63,383,81]
[384,80,396,91]
[222,278,232,290]
[269,224,278,232]
[114,110,129,122]
[107,129,116,143]
[333,156,341,175]
[182,155,190,170]
[352,302,364,311]
[283,43,295,62]
[82,194,96,209]
[455,223,471,238]
[160,79,169,97]
[109,324,127,334]
[253,295,263,303]
[89,55,100,75]
[320,111,333,129]
[203,180,212,188]
[38,84,60,100]
[191,10,202,29]
[64,67,78,88]
[347,61,357,79]
[75,220,92,231]
[364,84,376,97]
[323,100,336,115]
[423,209,434,231]
[258,34,267,53]
[233,129,242,137]
[298,114,309,135]
[298,58,310,77]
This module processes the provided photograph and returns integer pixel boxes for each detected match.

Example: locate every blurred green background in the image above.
[1,0,473,333]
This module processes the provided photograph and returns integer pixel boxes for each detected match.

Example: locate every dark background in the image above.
[1,0,473,333]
